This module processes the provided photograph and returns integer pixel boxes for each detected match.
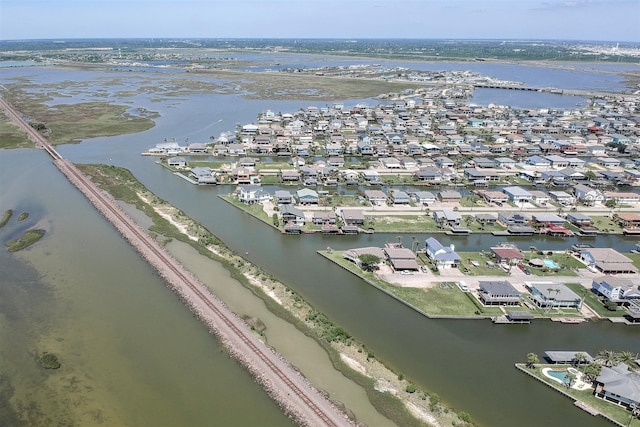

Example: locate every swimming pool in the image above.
[543,259,559,269]
[542,367,580,385]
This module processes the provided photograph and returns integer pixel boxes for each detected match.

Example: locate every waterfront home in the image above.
[527,155,552,168]
[296,188,319,205]
[414,167,444,183]
[384,246,420,272]
[410,191,436,205]
[528,283,582,309]
[503,186,533,203]
[494,157,517,168]
[389,190,411,205]
[498,212,529,226]
[573,184,603,205]
[545,155,570,168]
[528,190,550,206]
[475,213,497,225]
[187,142,208,154]
[596,157,621,168]
[558,167,586,181]
[433,209,461,227]
[580,248,638,274]
[279,205,306,226]
[213,144,229,156]
[604,192,640,204]
[478,281,521,306]
[587,145,607,156]
[437,190,462,203]
[379,157,402,169]
[239,157,259,167]
[464,168,500,183]
[566,212,592,226]
[312,211,337,225]
[149,142,183,155]
[167,157,186,168]
[434,156,455,168]
[364,189,388,206]
[274,190,293,205]
[595,364,640,409]
[232,167,260,185]
[361,170,381,183]
[341,209,365,226]
[476,190,508,204]
[615,213,640,228]
[236,185,270,204]
[548,190,575,205]
[281,170,301,183]
[592,276,640,304]
[490,246,524,264]
[190,167,217,185]
[424,237,461,269]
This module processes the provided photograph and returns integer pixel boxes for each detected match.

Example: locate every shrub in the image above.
[405,384,416,393]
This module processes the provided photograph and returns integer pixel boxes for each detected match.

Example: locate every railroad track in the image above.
[0,97,347,427]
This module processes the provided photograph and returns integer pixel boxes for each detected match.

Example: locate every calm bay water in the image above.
[2,62,639,427]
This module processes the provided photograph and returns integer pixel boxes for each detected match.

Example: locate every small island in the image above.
[6,228,46,252]
[0,209,12,228]
[39,352,62,370]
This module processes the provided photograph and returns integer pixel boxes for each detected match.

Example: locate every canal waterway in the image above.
[2,62,639,427]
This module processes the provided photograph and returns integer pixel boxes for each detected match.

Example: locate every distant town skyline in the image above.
[1,0,639,43]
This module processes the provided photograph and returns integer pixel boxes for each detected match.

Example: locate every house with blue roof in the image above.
[424,237,461,269]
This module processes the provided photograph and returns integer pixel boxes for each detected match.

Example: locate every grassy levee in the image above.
[77,163,475,427]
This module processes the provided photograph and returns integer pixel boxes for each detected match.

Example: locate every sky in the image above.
[1,0,639,42]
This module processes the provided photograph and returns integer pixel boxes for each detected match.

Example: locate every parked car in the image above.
[523,269,531,275]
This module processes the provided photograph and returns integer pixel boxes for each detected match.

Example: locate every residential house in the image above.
[389,190,411,205]
[490,246,524,264]
[296,188,319,205]
[478,281,521,306]
[384,246,420,271]
[424,237,461,269]
[438,190,462,203]
[364,189,388,206]
[312,211,337,225]
[595,364,640,408]
[574,184,603,205]
[411,191,436,205]
[190,167,217,185]
[274,190,293,205]
[592,276,640,303]
[414,167,443,183]
[167,157,186,168]
[280,205,306,226]
[580,248,638,274]
[532,213,566,226]
[503,186,533,203]
[548,190,575,205]
[237,185,271,204]
[498,212,529,226]
[341,209,365,226]
[529,283,582,309]
[528,190,551,206]
[433,209,462,228]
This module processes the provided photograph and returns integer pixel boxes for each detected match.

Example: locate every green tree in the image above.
[574,352,588,370]
[526,352,540,369]
[583,362,602,381]
[617,351,638,368]
[358,254,381,272]
[596,349,619,367]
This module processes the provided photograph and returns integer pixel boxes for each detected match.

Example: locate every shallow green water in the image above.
[0,149,295,427]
